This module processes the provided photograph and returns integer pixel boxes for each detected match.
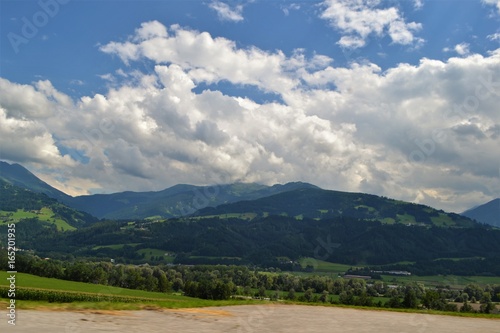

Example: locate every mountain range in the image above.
[2,161,500,273]
[0,160,497,227]
[0,161,318,219]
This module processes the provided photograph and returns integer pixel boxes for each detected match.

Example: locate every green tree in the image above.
[304,288,314,302]
[372,281,386,295]
[347,278,366,296]
[422,290,446,310]
[258,286,267,299]
[287,288,296,300]
[479,292,494,314]
[339,290,354,305]
[480,302,495,314]
[172,278,184,292]
[90,266,108,285]
[124,267,145,290]
[355,291,373,307]
[153,267,170,292]
[319,290,329,303]
[213,281,232,300]
[460,300,473,313]
[402,287,419,309]
[332,279,345,295]
[387,295,401,308]
[464,284,483,301]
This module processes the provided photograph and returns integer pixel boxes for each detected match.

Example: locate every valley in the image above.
[0,161,499,320]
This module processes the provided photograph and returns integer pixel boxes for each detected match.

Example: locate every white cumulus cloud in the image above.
[2,21,500,213]
[482,0,500,14]
[487,32,500,41]
[320,0,423,49]
[208,1,244,22]
[454,42,471,56]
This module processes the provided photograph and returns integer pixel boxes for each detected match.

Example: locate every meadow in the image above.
[0,271,261,310]
[0,208,75,231]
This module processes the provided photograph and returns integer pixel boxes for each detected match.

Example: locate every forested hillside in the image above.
[4,216,500,275]
[0,180,97,230]
[195,188,478,228]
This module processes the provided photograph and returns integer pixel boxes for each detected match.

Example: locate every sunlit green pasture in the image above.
[0,208,75,231]
[0,271,261,309]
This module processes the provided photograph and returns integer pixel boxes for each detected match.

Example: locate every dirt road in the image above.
[1,304,499,332]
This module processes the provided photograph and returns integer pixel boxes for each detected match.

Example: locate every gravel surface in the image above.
[2,304,499,332]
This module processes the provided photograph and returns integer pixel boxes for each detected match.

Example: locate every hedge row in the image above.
[0,286,153,303]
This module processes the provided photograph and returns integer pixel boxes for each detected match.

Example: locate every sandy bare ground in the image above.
[1,304,499,332]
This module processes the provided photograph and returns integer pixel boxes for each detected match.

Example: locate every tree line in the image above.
[0,250,498,313]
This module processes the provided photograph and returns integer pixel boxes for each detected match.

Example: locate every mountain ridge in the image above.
[0,178,98,230]
[0,161,72,204]
[0,161,321,219]
[2,162,498,273]
[461,198,500,227]
[0,161,487,228]
[194,187,478,228]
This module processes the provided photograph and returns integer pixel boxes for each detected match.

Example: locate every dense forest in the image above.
[2,215,500,276]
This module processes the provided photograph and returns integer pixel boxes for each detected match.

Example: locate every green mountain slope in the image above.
[0,179,98,230]
[19,215,500,270]
[195,188,477,228]
[0,161,72,204]
[70,181,320,219]
[0,161,320,219]
[0,160,478,228]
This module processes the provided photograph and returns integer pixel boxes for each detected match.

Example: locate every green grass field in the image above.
[298,258,359,274]
[395,213,416,224]
[191,213,258,220]
[92,243,141,250]
[0,207,75,231]
[90,245,175,263]
[0,271,261,309]
[137,248,175,263]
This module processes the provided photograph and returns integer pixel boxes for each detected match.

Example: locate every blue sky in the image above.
[3,0,498,97]
[1,0,500,213]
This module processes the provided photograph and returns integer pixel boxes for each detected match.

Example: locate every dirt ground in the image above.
[2,304,499,332]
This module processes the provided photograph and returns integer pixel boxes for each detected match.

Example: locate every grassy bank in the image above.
[0,271,261,309]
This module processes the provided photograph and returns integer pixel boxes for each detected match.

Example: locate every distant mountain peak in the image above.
[0,161,72,203]
[461,198,500,227]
